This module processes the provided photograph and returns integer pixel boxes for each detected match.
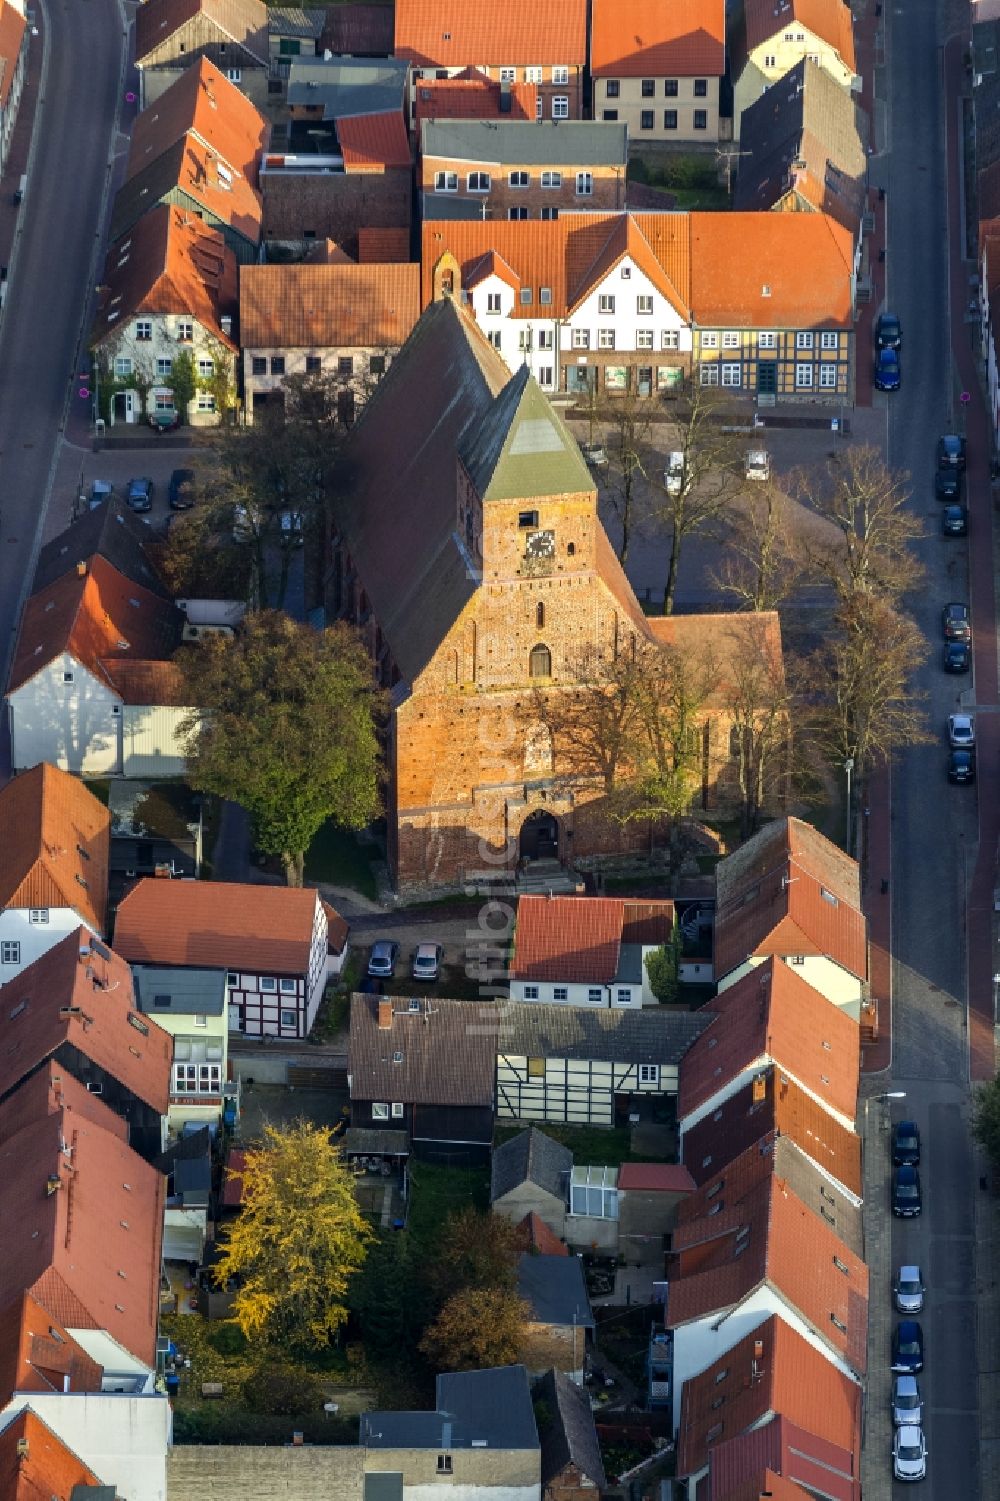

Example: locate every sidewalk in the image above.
[852,0,889,410]
[858,1080,894,1501]
[0,14,43,304]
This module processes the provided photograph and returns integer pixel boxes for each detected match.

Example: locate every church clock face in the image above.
[525,529,556,559]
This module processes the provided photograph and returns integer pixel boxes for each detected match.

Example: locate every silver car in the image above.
[893,1424,927,1481]
[412,943,443,981]
[892,1375,923,1428]
[894,1265,925,1313]
[367,940,399,978]
[948,713,975,748]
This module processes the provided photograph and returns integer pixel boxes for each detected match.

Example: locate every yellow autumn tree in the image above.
[213,1120,373,1349]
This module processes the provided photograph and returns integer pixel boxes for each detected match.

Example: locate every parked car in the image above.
[875,312,902,350]
[948,713,975,748]
[892,1374,924,1428]
[412,943,443,981]
[936,433,967,469]
[579,440,608,468]
[892,1120,921,1165]
[941,602,971,641]
[168,468,196,510]
[86,479,114,510]
[280,509,304,545]
[744,448,771,481]
[943,641,971,673]
[893,1425,928,1481]
[126,477,154,513]
[891,1320,924,1373]
[935,465,963,501]
[664,450,686,495]
[948,748,976,784]
[894,1265,925,1313]
[874,348,901,391]
[367,940,399,978]
[892,1164,922,1217]
[941,503,968,535]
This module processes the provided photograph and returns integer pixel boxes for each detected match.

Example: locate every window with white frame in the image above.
[372,1103,389,1120]
[552,66,569,84]
[537,328,553,347]
[227,972,239,986]
[570,1165,619,1219]
[615,988,631,1005]
[279,978,296,993]
[538,365,554,386]
[722,331,740,349]
[510,171,529,188]
[662,329,679,350]
[758,331,776,349]
[636,295,653,315]
[154,392,173,411]
[486,292,502,313]
[764,53,776,67]
[638,1064,659,1084]
[552,96,569,118]
[156,357,173,377]
[587,987,603,1003]
[576,171,593,195]
[1,942,19,965]
[499,67,516,82]
[28,910,48,925]
[177,320,193,342]
[795,364,814,387]
[525,66,543,83]
[637,329,654,349]
[541,170,562,189]
[193,1014,207,1028]
[391,1102,405,1118]
[198,357,214,377]
[701,331,719,348]
[196,393,216,411]
[820,331,839,349]
[700,365,720,385]
[487,330,502,349]
[573,328,590,349]
[796,332,814,349]
[721,363,741,387]
[280,1010,297,1028]
[819,364,838,388]
[468,172,491,192]
[523,984,540,999]
[536,96,543,120]
[114,357,133,378]
[172,1063,222,1095]
[434,171,457,192]
[598,329,615,349]
[226,67,241,83]
[259,977,277,992]
[135,320,152,341]
[553,986,569,1001]
[598,294,615,314]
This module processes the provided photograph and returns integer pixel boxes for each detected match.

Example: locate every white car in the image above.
[894,1265,925,1313]
[893,1424,927,1481]
[948,713,975,748]
[892,1375,923,1428]
[664,451,685,495]
[745,448,771,481]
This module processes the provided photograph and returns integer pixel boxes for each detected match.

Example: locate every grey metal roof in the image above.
[362,1365,538,1450]
[517,1254,593,1330]
[421,120,628,168]
[287,55,408,119]
[491,1126,572,1204]
[267,6,325,39]
[458,364,594,503]
[497,1000,712,1065]
[419,191,493,220]
[536,1368,607,1490]
[134,965,226,1016]
[33,499,170,598]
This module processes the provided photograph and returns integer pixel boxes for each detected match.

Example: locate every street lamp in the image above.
[862,1089,906,1135]
[844,756,855,854]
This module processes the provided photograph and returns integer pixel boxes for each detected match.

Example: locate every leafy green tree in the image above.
[170,349,197,425]
[179,612,383,886]
[349,1233,429,1354]
[213,1121,373,1349]
[973,1076,1000,1170]
[420,1287,529,1372]
[644,934,681,1004]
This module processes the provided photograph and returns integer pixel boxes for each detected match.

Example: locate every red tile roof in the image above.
[127,57,268,187]
[517,1210,568,1255]
[222,1146,245,1207]
[0,764,110,936]
[0,1061,129,1150]
[591,0,725,78]
[239,262,420,348]
[338,110,412,171]
[709,1472,809,1501]
[667,1177,868,1375]
[395,0,587,66]
[688,212,854,327]
[414,73,538,123]
[677,1313,861,1480]
[0,1101,165,1363]
[744,0,856,73]
[677,958,859,1124]
[714,818,866,982]
[511,895,675,984]
[708,1415,859,1501]
[8,553,183,695]
[0,1292,105,1407]
[357,226,412,263]
[322,900,350,956]
[0,927,172,1116]
[681,1068,862,1198]
[0,1409,102,1501]
[0,0,26,110]
[618,1162,695,1192]
[113,878,335,976]
[99,658,189,706]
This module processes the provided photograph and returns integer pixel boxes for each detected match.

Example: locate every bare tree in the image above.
[602,387,655,564]
[720,619,794,838]
[643,383,747,615]
[711,482,809,612]
[531,648,645,795]
[793,445,924,603]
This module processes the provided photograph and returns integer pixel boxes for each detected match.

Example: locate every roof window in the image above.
[833,1255,849,1275]
[128,1013,149,1036]
[821,887,839,905]
[830,1312,847,1332]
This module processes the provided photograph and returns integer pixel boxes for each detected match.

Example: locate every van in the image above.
[13,175,26,205]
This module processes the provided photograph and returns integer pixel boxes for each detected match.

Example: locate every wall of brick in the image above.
[166,1445,365,1501]
[421,157,626,217]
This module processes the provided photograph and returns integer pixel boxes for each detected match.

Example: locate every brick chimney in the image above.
[377,999,393,1030]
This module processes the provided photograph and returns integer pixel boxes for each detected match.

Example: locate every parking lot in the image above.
[47,437,204,547]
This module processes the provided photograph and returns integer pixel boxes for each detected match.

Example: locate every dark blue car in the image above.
[892,1320,924,1373]
[874,348,901,391]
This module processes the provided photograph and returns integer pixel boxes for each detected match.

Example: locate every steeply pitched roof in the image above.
[687,211,854,327]
[458,364,595,501]
[111,133,263,249]
[518,1252,593,1328]
[677,958,860,1122]
[349,994,497,1107]
[0,764,110,935]
[113,878,331,976]
[680,1067,862,1198]
[536,1368,607,1489]
[0,1292,105,1407]
[414,73,538,124]
[709,1474,809,1501]
[679,1134,863,1255]
[734,61,867,234]
[0,1099,165,1363]
[714,817,866,982]
[334,296,512,684]
[0,1,26,110]
[268,6,325,40]
[363,1364,539,1449]
[516,1211,567,1255]
[676,1313,861,1481]
[127,57,268,185]
[667,1177,868,1374]
[322,2,394,55]
[394,0,587,66]
[239,262,419,349]
[421,119,628,168]
[511,895,675,984]
[0,928,172,1116]
[93,203,238,350]
[135,0,269,66]
[708,1414,859,1501]
[99,658,188,706]
[32,498,170,599]
[491,1125,572,1202]
[8,553,184,695]
[0,1061,129,1150]
[591,0,725,78]
[499,998,712,1064]
[337,111,412,171]
[0,1410,102,1501]
[743,0,856,72]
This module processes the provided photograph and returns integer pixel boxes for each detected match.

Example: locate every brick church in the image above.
[330,297,784,897]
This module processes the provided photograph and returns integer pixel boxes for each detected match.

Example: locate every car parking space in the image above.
[49,441,204,546]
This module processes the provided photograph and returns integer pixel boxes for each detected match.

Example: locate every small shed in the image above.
[491,1126,572,1238]
[618,1162,695,1266]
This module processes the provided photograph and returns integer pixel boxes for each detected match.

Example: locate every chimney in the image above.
[377,999,393,1030]
[220,314,233,337]
[754,1339,764,1359]
[16,1438,28,1460]
[76,561,87,578]
[292,1431,304,1446]
[46,1174,62,1195]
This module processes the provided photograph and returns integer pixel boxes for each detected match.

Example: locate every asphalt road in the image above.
[873,0,980,1494]
[0,0,126,776]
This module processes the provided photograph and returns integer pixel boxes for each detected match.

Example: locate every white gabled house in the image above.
[509,894,677,1008]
